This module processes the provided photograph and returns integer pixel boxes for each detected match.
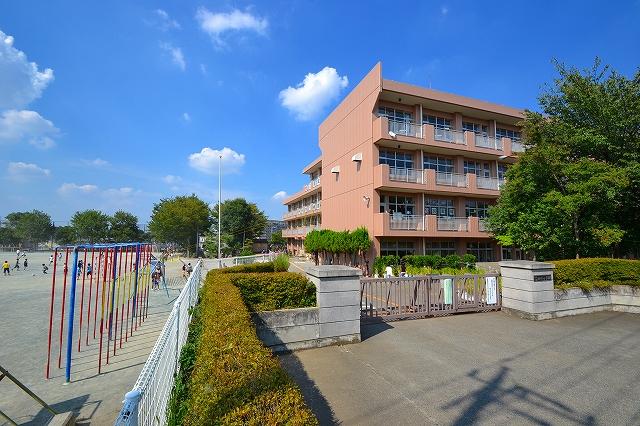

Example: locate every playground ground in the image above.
[0,251,200,425]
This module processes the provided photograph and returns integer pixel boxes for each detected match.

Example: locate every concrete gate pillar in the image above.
[499,260,555,320]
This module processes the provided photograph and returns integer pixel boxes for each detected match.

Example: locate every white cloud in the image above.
[7,161,50,181]
[279,67,348,121]
[0,109,59,149]
[182,112,191,122]
[196,7,268,47]
[154,9,181,30]
[272,191,287,200]
[83,158,109,167]
[440,6,449,15]
[58,183,98,195]
[160,43,185,70]
[0,30,54,110]
[200,64,207,75]
[163,174,182,184]
[188,147,245,175]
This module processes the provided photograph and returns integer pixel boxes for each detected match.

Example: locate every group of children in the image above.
[2,250,28,276]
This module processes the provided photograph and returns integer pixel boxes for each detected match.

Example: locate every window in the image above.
[423,115,452,129]
[465,200,491,218]
[496,127,522,141]
[462,121,488,135]
[379,150,414,169]
[380,195,416,215]
[425,198,455,217]
[423,155,454,173]
[467,241,494,262]
[464,160,491,178]
[425,241,457,256]
[378,106,413,123]
[381,240,415,257]
[497,163,509,181]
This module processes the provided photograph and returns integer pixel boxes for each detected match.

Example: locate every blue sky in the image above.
[1,1,639,225]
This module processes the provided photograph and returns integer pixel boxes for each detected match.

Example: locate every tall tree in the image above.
[149,195,212,255]
[4,210,54,248]
[109,210,144,242]
[71,210,110,244]
[210,198,268,256]
[488,59,640,259]
[54,225,77,246]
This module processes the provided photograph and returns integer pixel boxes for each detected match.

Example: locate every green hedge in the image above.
[373,254,477,277]
[231,272,316,312]
[168,270,317,425]
[552,258,640,290]
[219,262,275,274]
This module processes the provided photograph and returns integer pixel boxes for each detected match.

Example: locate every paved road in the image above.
[280,311,640,426]
[0,252,200,425]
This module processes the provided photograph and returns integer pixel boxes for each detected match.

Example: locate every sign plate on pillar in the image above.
[485,276,497,304]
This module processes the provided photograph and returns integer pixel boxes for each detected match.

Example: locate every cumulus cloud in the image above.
[58,183,98,195]
[154,9,181,30]
[160,43,186,70]
[163,174,182,184]
[272,191,287,200]
[0,30,54,110]
[0,109,59,149]
[279,67,348,121]
[7,161,50,181]
[196,7,267,47]
[188,147,246,175]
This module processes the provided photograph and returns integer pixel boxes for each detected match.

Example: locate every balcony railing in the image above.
[479,219,488,232]
[436,172,468,188]
[389,214,424,230]
[434,128,466,145]
[303,176,321,191]
[511,139,525,153]
[477,177,503,191]
[389,167,423,184]
[282,225,320,237]
[389,119,423,138]
[284,201,321,219]
[437,217,469,232]
[475,134,503,151]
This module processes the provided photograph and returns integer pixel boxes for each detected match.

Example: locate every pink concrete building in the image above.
[283,62,526,261]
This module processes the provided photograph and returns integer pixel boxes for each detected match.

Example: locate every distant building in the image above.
[261,220,287,240]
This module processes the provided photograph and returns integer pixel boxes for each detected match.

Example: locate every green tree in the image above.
[149,195,212,255]
[210,198,268,256]
[488,59,639,259]
[71,210,110,243]
[109,210,144,242]
[4,210,54,248]
[269,230,286,247]
[54,225,77,246]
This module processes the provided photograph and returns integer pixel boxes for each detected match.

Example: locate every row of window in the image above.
[288,193,321,211]
[379,150,509,178]
[380,240,495,261]
[378,107,521,139]
[379,195,491,218]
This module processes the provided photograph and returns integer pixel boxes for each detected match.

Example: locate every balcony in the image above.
[283,176,322,205]
[474,134,504,151]
[435,172,468,188]
[437,217,469,232]
[390,214,424,230]
[389,167,423,184]
[283,201,322,219]
[511,139,525,153]
[374,213,490,238]
[476,177,504,191]
[479,219,488,232]
[304,176,321,191]
[434,128,466,145]
[388,119,423,138]
[282,225,320,238]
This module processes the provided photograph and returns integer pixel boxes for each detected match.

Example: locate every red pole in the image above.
[58,247,70,369]
[93,248,103,339]
[105,248,114,365]
[45,248,59,379]
[125,246,132,340]
[144,245,151,320]
[142,245,150,322]
[78,248,87,352]
[98,248,109,374]
[86,248,95,346]
[114,246,124,355]
[120,247,129,346]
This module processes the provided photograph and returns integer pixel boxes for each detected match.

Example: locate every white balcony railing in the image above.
[434,128,466,145]
[474,134,504,151]
[436,172,468,188]
[389,167,423,184]
[389,119,423,138]
[303,176,321,191]
[437,217,469,232]
[283,201,322,219]
[477,177,503,191]
[282,225,320,237]
[389,214,424,231]
[511,139,525,152]
[479,219,488,232]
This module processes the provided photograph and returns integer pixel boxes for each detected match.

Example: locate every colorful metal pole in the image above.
[98,248,109,374]
[64,248,80,383]
[114,246,123,355]
[78,248,87,352]
[131,244,140,332]
[45,248,58,379]
[86,248,95,346]
[58,248,70,369]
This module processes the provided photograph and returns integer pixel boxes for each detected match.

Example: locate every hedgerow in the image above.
[218,261,275,274]
[552,258,640,290]
[231,272,316,312]
[167,270,317,425]
[373,254,477,277]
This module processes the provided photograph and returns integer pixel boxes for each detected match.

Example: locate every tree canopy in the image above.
[207,198,268,256]
[3,210,54,247]
[487,59,640,259]
[71,210,111,244]
[109,210,143,242]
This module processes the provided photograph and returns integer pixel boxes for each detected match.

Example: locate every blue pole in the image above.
[65,248,80,383]
[108,246,119,340]
[131,244,140,329]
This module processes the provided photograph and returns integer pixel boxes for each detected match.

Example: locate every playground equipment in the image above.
[45,243,154,382]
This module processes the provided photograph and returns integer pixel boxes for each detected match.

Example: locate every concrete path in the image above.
[280,311,640,425]
[0,252,199,425]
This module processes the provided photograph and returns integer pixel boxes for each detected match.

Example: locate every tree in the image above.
[488,59,640,259]
[109,210,144,242]
[54,225,77,246]
[71,210,110,244]
[4,210,54,248]
[269,230,286,247]
[210,198,268,256]
[149,195,212,255]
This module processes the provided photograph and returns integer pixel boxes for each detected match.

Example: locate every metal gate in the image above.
[360,274,501,322]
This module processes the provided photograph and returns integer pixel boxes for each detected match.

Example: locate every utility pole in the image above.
[218,154,222,261]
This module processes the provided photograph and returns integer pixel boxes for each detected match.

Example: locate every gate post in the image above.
[499,260,555,320]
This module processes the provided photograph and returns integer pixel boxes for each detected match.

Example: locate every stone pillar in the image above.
[499,260,555,320]
[306,265,362,343]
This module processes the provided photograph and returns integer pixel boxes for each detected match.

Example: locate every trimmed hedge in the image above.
[218,262,276,274]
[373,254,477,277]
[231,272,316,312]
[552,258,640,290]
[168,270,317,425]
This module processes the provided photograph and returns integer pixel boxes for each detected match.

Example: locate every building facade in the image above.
[283,62,525,261]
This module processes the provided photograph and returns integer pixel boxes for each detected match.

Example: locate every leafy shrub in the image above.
[552,258,640,289]
[374,254,481,276]
[462,254,477,268]
[373,255,400,276]
[444,254,462,269]
[168,271,317,425]
[219,261,275,274]
[273,254,290,272]
[231,273,316,311]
